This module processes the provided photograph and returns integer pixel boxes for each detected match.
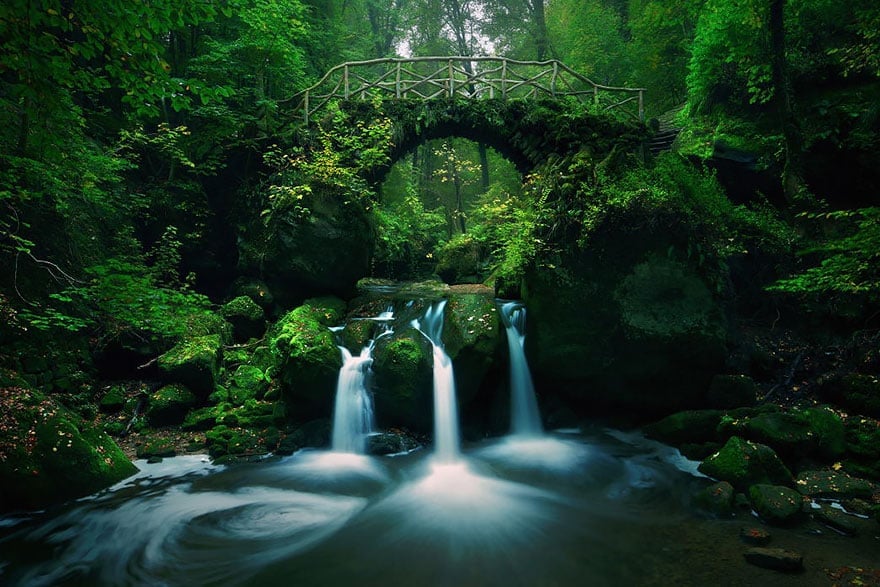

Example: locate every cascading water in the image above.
[330,345,375,454]
[412,300,461,463]
[329,308,394,454]
[499,301,543,437]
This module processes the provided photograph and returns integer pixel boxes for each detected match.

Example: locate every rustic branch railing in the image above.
[292,56,646,125]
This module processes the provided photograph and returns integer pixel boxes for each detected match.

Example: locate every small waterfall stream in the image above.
[499,301,543,437]
[330,308,393,454]
[412,300,461,463]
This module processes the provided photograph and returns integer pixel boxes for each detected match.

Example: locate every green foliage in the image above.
[374,187,447,278]
[768,208,880,301]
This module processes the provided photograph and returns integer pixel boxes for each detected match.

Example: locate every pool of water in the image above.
[1,428,876,586]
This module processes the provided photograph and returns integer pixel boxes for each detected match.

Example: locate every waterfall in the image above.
[330,308,394,454]
[413,300,461,463]
[499,301,543,437]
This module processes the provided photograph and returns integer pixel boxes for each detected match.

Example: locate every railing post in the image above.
[448,59,455,97]
[551,61,558,97]
[501,58,507,99]
[344,64,350,99]
[395,62,402,98]
[593,85,599,106]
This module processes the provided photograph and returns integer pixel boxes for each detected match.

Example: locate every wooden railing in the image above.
[292,56,646,125]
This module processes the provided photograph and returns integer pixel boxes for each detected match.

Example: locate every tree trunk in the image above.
[529,0,551,60]
[478,144,490,190]
[769,0,805,201]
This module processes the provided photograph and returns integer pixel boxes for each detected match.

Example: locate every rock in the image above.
[158,334,222,397]
[0,386,138,512]
[706,374,757,408]
[99,385,126,413]
[813,506,858,536]
[435,235,486,284]
[643,409,724,446]
[270,299,345,419]
[136,436,177,459]
[372,330,433,431]
[698,436,793,489]
[694,481,735,515]
[743,547,804,572]
[819,372,880,418]
[229,277,274,310]
[221,296,265,342]
[525,246,727,417]
[146,384,198,426]
[739,526,772,546]
[227,364,270,405]
[204,425,265,458]
[368,431,421,455]
[442,292,501,406]
[794,470,876,499]
[718,406,845,460]
[749,484,805,525]
[275,419,331,455]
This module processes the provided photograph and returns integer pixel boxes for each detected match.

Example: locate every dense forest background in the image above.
[1,0,879,483]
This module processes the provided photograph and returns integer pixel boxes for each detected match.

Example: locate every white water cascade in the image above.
[499,301,543,437]
[330,310,393,454]
[412,300,461,463]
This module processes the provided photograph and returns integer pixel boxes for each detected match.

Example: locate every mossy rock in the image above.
[146,384,198,427]
[442,293,501,405]
[372,330,433,431]
[819,373,880,418]
[158,334,222,397]
[99,385,126,413]
[182,406,219,431]
[182,311,233,345]
[204,425,266,458]
[275,419,331,455]
[845,417,880,476]
[794,470,876,499]
[706,374,758,409]
[229,277,274,310]
[270,303,343,418]
[136,436,177,459]
[694,480,735,516]
[698,436,793,490]
[643,409,724,446]
[227,364,270,405]
[0,386,137,512]
[718,407,845,460]
[749,484,805,526]
[221,295,265,342]
[435,235,485,284]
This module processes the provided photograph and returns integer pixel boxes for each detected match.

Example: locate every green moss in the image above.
[643,409,725,446]
[146,384,198,426]
[182,311,233,345]
[372,331,433,430]
[303,296,346,326]
[698,436,793,490]
[136,436,177,459]
[0,386,137,512]
[221,296,265,341]
[794,470,876,499]
[158,334,222,397]
[227,365,269,405]
[99,385,126,413]
[748,484,804,526]
[718,406,845,460]
[204,425,267,458]
[694,481,735,516]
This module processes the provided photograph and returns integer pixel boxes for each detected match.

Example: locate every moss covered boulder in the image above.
[204,425,266,458]
[227,365,270,405]
[0,386,137,512]
[372,329,433,431]
[525,244,727,417]
[749,484,805,526]
[158,334,222,397]
[146,384,198,426]
[698,436,793,489]
[99,385,126,413]
[794,470,876,499]
[718,406,846,460]
[442,291,501,406]
[270,298,345,418]
[221,295,266,342]
[643,409,725,446]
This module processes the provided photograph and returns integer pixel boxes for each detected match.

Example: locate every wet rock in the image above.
[795,470,875,499]
[643,409,724,446]
[694,480,735,515]
[136,436,177,459]
[717,406,845,460]
[749,484,805,526]
[146,384,198,426]
[99,385,125,413]
[372,329,433,432]
[158,334,222,397]
[221,295,265,342]
[368,431,421,455]
[743,547,804,572]
[739,526,771,546]
[813,506,858,536]
[698,436,793,490]
[274,419,332,455]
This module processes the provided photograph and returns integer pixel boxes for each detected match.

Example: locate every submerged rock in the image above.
[743,547,804,573]
[794,470,876,499]
[694,480,735,516]
[739,526,772,546]
[813,506,859,536]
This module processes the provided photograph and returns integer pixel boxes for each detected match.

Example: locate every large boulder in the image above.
[221,295,265,342]
[748,484,805,526]
[146,383,198,426]
[718,406,846,460]
[0,386,137,512]
[524,241,727,418]
[270,298,345,419]
[372,328,434,431]
[157,334,222,397]
[698,436,793,490]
